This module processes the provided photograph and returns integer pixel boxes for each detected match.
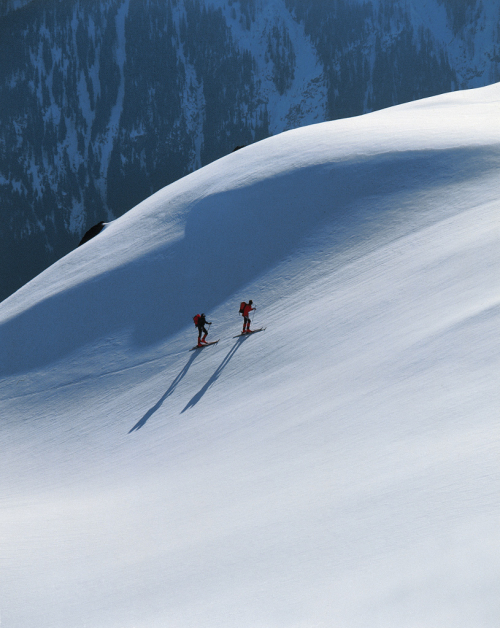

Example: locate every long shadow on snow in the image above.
[0,147,497,377]
[181,336,249,413]
[129,350,201,432]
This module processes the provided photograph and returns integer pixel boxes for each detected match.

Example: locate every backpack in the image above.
[239,301,246,315]
[193,314,200,326]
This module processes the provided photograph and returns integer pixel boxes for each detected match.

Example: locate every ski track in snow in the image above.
[0,84,500,628]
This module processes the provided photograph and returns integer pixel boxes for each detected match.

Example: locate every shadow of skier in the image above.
[129,351,200,432]
[181,336,248,413]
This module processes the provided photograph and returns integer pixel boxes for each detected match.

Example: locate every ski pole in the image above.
[251,306,257,325]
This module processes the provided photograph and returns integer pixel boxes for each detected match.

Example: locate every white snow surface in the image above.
[1,84,500,628]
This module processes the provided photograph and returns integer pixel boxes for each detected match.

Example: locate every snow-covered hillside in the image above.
[2,0,500,302]
[1,84,500,627]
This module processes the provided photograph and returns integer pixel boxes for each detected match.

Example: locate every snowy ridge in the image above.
[1,84,500,627]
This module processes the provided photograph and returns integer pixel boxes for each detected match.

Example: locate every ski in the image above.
[189,340,219,351]
[233,327,266,338]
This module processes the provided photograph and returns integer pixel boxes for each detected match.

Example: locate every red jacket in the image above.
[243,303,254,317]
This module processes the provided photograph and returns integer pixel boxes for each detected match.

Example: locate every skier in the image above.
[241,300,255,334]
[194,313,211,346]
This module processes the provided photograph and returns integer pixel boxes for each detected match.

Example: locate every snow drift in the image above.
[1,84,499,628]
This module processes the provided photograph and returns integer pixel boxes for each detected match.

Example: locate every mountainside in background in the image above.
[1,0,499,301]
[1,83,499,628]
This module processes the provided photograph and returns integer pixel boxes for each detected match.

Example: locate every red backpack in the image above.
[193,314,200,326]
[239,302,246,314]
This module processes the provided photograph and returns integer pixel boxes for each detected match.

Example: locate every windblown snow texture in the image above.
[0,84,500,628]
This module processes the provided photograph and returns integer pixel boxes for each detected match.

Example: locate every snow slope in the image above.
[1,84,500,628]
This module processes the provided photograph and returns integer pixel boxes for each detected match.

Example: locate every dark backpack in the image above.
[239,302,246,314]
[193,314,200,326]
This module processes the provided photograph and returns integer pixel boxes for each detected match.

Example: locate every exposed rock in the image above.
[79,222,106,247]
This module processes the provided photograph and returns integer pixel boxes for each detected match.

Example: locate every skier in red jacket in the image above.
[241,300,255,334]
[193,313,211,346]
